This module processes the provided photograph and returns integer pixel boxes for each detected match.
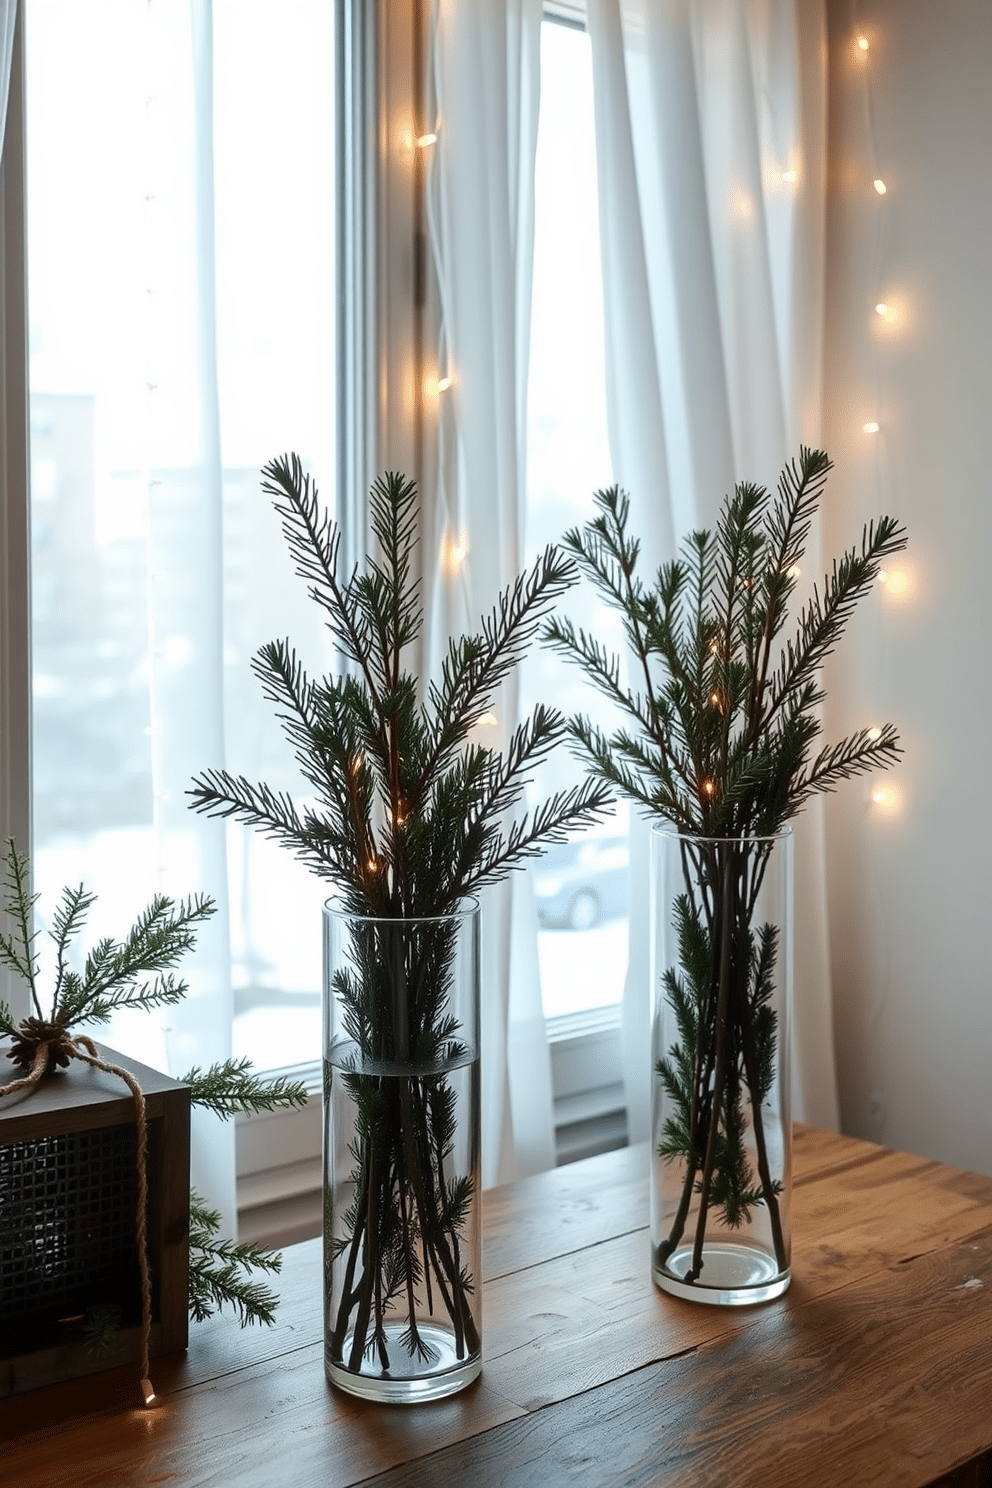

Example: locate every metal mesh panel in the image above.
[0,1124,141,1357]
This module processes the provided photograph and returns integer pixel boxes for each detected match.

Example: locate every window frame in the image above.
[0,7,32,1026]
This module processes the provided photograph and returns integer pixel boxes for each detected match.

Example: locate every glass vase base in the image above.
[653,1243,790,1306]
[325,1325,481,1404]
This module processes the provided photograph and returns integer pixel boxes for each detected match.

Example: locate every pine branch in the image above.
[50,883,97,1016]
[183,1058,309,1120]
[0,838,43,1018]
[60,894,216,1025]
[457,777,614,902]
[417,545,580,798]
[188,1189,283,1326]
[794,724,902,803]
[767,515,906,724]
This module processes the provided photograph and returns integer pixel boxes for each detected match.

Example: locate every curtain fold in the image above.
[425,0,553,1187]
[588,0,840,1138]
[143,0,234,1232]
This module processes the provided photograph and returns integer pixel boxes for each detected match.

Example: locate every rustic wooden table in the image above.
[3,1125,992,1487]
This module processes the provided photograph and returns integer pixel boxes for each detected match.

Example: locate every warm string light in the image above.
[423,370,454,403]
[879,567,910,598]
[400,123,440,157]
[852,12,907,844]
[870,783,901,815]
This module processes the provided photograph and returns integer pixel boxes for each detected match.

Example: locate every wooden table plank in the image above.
[362,1233,992,1488]
[0,1342,525,1488]
[3,1130,992,1488]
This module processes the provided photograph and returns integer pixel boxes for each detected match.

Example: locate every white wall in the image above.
[822,0,992,1173]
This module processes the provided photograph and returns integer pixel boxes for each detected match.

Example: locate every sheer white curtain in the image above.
[22,0,235,1227]
[144,0,235,1233]
[425,0,555,1187]
[587,0,839,1139]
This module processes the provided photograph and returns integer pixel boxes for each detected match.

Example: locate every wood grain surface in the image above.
[2,1127,991,1488]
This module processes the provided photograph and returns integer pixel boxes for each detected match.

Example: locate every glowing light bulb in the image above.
[480,711,499,727]
[879,568,910,597]
[702,779,716,798]
[141,1379,157,1408]
[867,727,883,742]
[857,35,869,52]
[782,169,797,184]
[875,302,889,317]
[870,783,901,815]
[437,376,452,393]
[367,855,377,872]
[863,421,880,434]
[710,691,720,706]
[417,131,438,148]
[873,178,887,195]
[786,564,802,580]
[450,543,466,565]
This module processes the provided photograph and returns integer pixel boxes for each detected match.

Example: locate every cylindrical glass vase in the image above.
[650,827,792,1305]
[322,902,481,1402]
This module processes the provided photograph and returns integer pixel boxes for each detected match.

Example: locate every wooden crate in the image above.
[0,1043,189,1395]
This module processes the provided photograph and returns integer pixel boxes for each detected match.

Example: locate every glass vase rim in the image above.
[650,823,793,846]
[322,896,480,928]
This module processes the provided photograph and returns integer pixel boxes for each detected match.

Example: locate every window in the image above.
[523,10,629,1161]
[525,14,630,1025]
[8,0,423,1242]
[25,0,335,1072]
[3,3,626,1230]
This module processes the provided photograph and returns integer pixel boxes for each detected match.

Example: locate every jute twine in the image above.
[0,1033,156,1407]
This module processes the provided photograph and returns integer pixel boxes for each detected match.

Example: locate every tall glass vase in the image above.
[322,902,481,1402]
[650,827,793,1305]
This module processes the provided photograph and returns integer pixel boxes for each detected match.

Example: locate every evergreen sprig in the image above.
[182,1057,309,1121]
[545,448,906,1286]
[188,1190,283,1326]
[0,838,214,1066]
[544,449,906,835]
[188,457,611,915]
[0,841,307,1330]
[189,456,612,1379]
